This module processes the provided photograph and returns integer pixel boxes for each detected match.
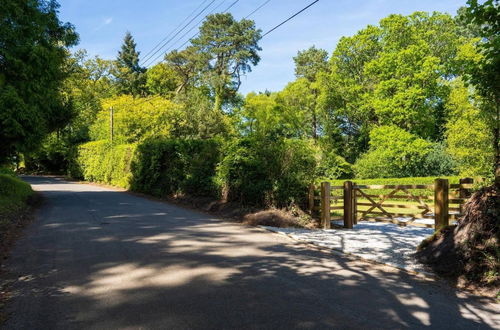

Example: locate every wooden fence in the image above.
[308,178,475,231]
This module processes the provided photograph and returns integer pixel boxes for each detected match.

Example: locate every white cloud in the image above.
[92,17,113,32]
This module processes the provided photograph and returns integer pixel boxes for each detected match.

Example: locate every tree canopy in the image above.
[0,0,78,164]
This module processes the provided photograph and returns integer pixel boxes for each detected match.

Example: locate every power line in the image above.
[262,0,319,37]
[173,0,241,54]
[141,0,210,61]
[141,0,217,66]
[146,0,240,67]
[151,0,273,67]
[245,0,272,19]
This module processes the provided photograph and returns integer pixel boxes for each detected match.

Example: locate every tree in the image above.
[116,32,146,96]
[319,12,468,161]
[90,95,188,143]
[164,46,207,94]
[445,80,494,177]
[146,62,180,97]
[293,46,329,82]
[191,13,262,112]
[64,50,116,143]
[460,0,500,176]
[277,79,320,139]
[0,0,78,163]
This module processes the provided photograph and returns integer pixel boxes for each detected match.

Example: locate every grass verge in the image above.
[0,174,41,325]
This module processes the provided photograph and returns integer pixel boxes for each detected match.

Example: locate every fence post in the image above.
[343,181,354,229]
[459,178,473,214]
[308,184,315,215]
[353,182,358,225]
[434,178,449,231]
[320,182,331,229]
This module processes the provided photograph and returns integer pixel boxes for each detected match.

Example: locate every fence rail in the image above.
[308,178,476,231]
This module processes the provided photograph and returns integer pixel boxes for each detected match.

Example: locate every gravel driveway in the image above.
[262,222,435,273]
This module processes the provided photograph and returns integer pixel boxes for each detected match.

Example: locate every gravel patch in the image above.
[262,222,435,273]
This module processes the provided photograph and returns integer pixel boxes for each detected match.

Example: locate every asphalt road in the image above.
[1,176,498,329]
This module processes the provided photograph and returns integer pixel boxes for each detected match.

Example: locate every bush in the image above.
[354,125,456,178]
[315,149,353,179]
[421,143,457,177]
[131,138,222,197]
[72,140,137,188]
[216,137,316,206]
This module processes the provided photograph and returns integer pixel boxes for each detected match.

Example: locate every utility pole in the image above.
[110,106,114,143]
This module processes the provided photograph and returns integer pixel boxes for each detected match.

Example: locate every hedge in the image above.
[131,138,222,197]
[71,136,318,207]
[216,137,317,206]
[70,140,137,188]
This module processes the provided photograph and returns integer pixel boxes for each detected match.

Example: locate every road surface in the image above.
[1,176,498,329]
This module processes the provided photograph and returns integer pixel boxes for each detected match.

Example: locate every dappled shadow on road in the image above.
[3,182,499,329]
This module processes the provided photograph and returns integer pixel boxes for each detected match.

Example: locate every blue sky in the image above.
[59,0,464,95]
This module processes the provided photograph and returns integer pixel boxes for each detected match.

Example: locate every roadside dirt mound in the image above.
[416,185,499,294]
[243,209,305,228]
[162,194,318,229]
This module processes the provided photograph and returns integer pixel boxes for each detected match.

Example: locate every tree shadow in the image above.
[1,176,498,329]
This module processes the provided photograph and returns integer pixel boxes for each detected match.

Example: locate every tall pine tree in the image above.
[116,32,146,96]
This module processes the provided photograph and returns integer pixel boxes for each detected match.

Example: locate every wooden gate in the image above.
[308,178,475,231]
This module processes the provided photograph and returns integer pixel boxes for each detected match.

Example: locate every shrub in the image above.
[354,125,456,178]
[216,137,316,206]
[315,149,353,179]
[421,143,457,177]
[131,138,222,197]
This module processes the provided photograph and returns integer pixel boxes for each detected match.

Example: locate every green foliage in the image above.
[63,50,117,143]
[277,78,320,139]
[131,138,222,197]
[319,11,467,161]
[115,32,146,96]
[445,81,494,177]
[315,149,353,179]
[146,62,180,97]
[328,176,461,186]
[293,46,329,82]
[354,126,455,178]
[72,141,136,188]
[461,0,499,102]
[0,174,34,231]
[216,137,316,206]
[24,134,72,174]
[190,13,262,111]
[0,0,78,163]
[460,0,500,173]
[90,95,188,143]
[422,143,458,177]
